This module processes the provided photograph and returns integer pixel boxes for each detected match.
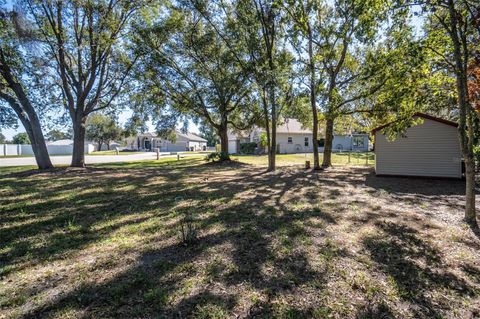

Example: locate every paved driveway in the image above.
[0,152,202,167]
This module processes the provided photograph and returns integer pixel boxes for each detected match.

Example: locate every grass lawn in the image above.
[1,156,479,318]
[233,152,375,167]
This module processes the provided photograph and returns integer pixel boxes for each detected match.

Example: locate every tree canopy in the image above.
[12,131,30,144]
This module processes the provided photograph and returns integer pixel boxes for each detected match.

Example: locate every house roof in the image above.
[276,119,311,134]
[177,132,207,142]
[371,112,458,134]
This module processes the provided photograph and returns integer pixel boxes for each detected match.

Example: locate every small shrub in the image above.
[179,211,198,245]
[239,142,257,154]
[205,152,230,162]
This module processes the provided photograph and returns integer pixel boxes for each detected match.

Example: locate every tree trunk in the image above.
[307,24,320,170]
[322,117,334,167]
[28,115,53,169]
[262,88,272,160]
[0,58,53,170]
[107,142,110,150]
[71,115,87,167]
[98,142,103,152]
[13,109,53,170]
[268,85,276,172]
[218,125,230,160]
[465,156,477,224]
[447,0,477,227]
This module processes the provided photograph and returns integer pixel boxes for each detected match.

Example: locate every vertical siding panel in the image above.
[375,119,461,178]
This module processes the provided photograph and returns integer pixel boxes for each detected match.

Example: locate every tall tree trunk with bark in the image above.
[268,84,277,171]
[0,54,53,169]
[307,26,320,170]
[464,115,476,224]
[322,116,334,167]
[4,98,53,169]
[218,124,230,159]
[447,0,477,226]
[27,111,53,169]
[71,114,87,167]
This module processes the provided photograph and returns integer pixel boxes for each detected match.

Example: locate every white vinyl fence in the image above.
[1,143,95,156]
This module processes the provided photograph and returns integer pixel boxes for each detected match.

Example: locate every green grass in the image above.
[233,152,375,166]
[0,156,478,319]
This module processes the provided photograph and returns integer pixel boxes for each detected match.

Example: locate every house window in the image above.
[287,137,293,144]
[353,136,365,148]
[304,137,309,147]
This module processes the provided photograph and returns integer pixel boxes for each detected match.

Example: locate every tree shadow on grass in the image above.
[355,301,396,319]
[363,221,477,318]
[0,161,344,318]
[13,165,337,318]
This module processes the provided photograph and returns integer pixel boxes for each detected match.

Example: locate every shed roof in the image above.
[371,113,458,134]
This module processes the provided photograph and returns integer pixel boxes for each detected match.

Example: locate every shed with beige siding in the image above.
[373,113,462,178]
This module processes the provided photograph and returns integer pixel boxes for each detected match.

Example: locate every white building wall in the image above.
[187,141,206,151]
[228,140,238,154]
[375,118,462,178]
[1,143,94,156]
[276,133,313,154]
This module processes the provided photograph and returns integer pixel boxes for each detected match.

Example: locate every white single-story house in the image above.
[318,134,370,153]
[126,131,207,152]
[228,131,250,155]
[372,113,462,178]
[228,118,369,154]
[95,142,121,151]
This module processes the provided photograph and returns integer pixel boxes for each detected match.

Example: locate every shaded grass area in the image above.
[233,152,375,167]
[0,157,479,318]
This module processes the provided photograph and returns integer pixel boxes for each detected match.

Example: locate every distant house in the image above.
[228,118,369,154]
[126,131,207,152]
[372,113,462,178]
[319,134,370,153]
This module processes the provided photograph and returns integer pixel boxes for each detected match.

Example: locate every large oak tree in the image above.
[23,0,144,167]
[0,8,53,169]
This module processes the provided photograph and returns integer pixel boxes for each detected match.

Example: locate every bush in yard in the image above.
[12,132,30,144]
[205,152,230,162]
[179,210,198,246]
[240,142,257,154]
